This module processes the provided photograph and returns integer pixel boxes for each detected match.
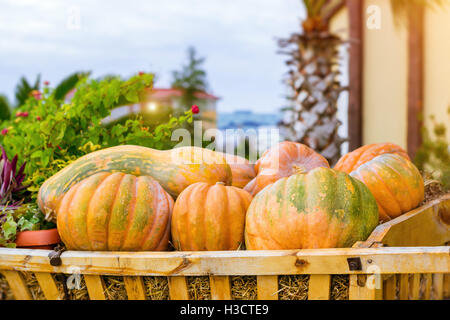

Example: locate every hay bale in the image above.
[143,276,169,300]
[278,275,309,300]
[0,275,14,300]
[230,276,257,300]
[330,275,349,300]
[187,276,211,300]
[103,276,128,300]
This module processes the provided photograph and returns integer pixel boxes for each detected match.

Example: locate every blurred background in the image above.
[0,0,449,181]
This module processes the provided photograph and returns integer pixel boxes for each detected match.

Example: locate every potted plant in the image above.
[0,147,59,249]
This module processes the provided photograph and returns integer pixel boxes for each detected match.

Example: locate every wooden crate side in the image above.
[209,276,231,300]
[256,276,278,300]
[0,246,448,276]
[34,272,63,300]
[1,270,32,300]
[123,276,147,300]
[409,273,421,300]
[168,276,189,300]
[363,195,450,247]
[84,275,106,300]
[349,274,382,300]
[308,274,331,300]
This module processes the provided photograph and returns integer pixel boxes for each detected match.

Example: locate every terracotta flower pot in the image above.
[15,228,61,250]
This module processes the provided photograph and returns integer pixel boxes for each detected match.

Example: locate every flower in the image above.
[44,81,50,86]
[191,105,200,114]
[138,71,144,76]
[36,116,41,121]
[31,90,42,100]
[15,112,29,118]
[1,129,8,136]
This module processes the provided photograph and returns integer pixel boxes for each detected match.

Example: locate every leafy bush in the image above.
[0,73,193,198]
[415,109,450,191]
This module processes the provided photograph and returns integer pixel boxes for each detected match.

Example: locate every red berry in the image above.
[1,128,8,136]
[191,105,200,114]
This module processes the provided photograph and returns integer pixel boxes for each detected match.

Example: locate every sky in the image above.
[0,0,306,113]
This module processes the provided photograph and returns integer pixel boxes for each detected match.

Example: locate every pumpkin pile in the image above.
[37,141,424,252]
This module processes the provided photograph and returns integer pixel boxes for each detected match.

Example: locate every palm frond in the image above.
[14,74,40,108]
[0,95,11,121]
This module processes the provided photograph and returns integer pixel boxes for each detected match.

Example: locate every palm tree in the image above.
[278,0,346,165]
[279,0,444,165]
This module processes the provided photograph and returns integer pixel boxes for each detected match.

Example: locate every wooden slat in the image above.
[443,274,450,299]
[84,275,106,300]
[432,273,444,300]
[168,276,189,300]
[409,273,421,300]
[123,276,147,300]
[349,274,382,300]
[383,274,397,300]
[209,276,231,300]
[362,195,450,247]
[423,274,432,300]
[34,272,63,300]
[0,246,448,276]
[308,274,330,300]
[399,274,409,300]
[256,275,278,300]
[1,271,32,300]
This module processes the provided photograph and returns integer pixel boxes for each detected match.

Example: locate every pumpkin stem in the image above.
[293,165,307,174]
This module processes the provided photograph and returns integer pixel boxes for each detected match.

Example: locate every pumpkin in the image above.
[349,153,424,222]
[334,142,409,174]
[57,172,174,251]
[171,182,252,251]
[218,152,256,188]
[245,167,379,250]
[38,145,232,219]
[244,141,329,196]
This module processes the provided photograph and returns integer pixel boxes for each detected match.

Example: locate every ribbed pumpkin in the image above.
[244,141,329,196]
[350,153,424,222]
[57,172,174,251]
[171,182,253,251]
[38,145,231,219]
[245,167,379,250]
[334,142,409,174]
[218,152,256,188]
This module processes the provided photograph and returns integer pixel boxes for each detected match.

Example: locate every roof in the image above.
[147,88,220,101]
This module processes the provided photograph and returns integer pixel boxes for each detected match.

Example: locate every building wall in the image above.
[424,4,450,140]
[330,0,450,149]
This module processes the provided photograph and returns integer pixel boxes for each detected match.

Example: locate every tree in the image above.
[279,0,444,165]
[171,46,209,111]
[278,0,346,165]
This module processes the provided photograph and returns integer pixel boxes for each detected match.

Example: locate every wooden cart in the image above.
[0,194,449,300]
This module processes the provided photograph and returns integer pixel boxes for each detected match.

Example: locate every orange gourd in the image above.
[350,153,424,222]
[57,172,174,251]
[244,141,329,196]
[171,182,252,251]
[334,143,409,174]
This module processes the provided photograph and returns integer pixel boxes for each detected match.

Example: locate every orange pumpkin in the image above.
[171,182,253,251]
[245,167,379,250]
[244,141,329,196]
[57,172,174,251]
[334,143,409,174]
[218,152,256,188]
[350,153,424,222]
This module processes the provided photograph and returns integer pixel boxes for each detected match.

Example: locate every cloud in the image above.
[0,0,304,112]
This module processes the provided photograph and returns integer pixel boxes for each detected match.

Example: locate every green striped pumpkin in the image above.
[245,167,379,250]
